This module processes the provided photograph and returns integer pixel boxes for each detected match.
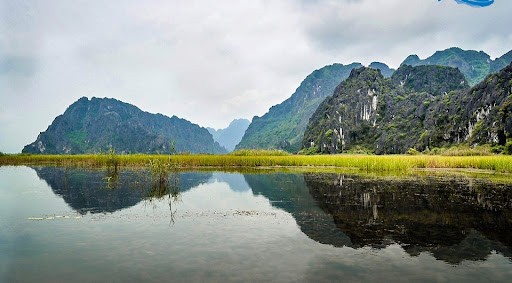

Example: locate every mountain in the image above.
[419,63,512,148]
[368,62,395,78]
[207,118,250,151]
[236,62,363,152]
[400,47,512,86]
[304,173,512,263]
[33,166,212,214]
[491,50,512,73]
[302,63,512,154]
[23,97,226,154]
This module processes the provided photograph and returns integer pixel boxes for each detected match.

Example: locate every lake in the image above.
[1,166,512,282]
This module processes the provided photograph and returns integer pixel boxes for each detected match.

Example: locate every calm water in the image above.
[1,166,512,282]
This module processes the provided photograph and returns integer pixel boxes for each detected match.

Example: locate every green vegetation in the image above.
[23,97,226,154]
[507,141,512,155]
[67,130,87,149]
[2,153,512,173]
[228,149,291,156]
[424,144,495,156]
[303,63,512,155]
[147,158,179,194]
[106,146,119,171]
[401,47,512,86]
[237,62,363,152]
[368,62,395,78]
[391,65,469,95]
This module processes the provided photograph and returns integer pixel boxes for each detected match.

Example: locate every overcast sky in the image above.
[1,0,511,153]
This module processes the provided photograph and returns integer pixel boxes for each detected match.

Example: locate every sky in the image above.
[1,0,511,153]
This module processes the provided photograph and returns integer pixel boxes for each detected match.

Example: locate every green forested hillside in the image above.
[236,63,363,152]
[23,97,226,154]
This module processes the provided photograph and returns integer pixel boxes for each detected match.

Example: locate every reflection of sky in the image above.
[209,173,251,192]
[453,0,495,7]
[2,168,512,282]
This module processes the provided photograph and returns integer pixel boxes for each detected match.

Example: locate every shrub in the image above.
[491,145,504,154]
[298,146,319,155]
[345,145,374,154]
[505,141,512,155]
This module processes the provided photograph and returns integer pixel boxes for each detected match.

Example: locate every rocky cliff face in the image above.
[303,67,387,153]
[303,63,512,154]
[236,63,363,152]
[420,64,512,148]
[400,47,512,86]
[23,97,226,154]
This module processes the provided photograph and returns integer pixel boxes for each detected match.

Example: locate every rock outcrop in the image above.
[303,63,512,154]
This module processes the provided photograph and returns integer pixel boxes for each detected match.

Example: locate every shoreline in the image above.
[1,154,512,174]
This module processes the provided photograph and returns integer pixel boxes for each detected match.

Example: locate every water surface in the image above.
[1,166,512,282]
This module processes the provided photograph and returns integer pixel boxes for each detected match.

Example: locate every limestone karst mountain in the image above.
[23,97,226,154]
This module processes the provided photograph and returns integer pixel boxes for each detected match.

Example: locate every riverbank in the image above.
[1,154,512,173]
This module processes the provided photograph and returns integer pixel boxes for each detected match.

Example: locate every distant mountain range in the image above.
[207,119,250,152]
[22,47,512,155]
[238,47,512,153]
[401,47,512,86]
[23,97,226,154]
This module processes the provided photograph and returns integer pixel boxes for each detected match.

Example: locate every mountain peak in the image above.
[23,97,226,154]
[399,47,509,86]
[368,62,395,78]
[208,118,250,152]
[401,55,421,66]
[228,118,250,128]
[348,67,383,81]
[237,62,363,152]
[391,64,469,95]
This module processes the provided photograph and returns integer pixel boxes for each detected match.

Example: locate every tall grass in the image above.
[2,153,512,173]
[228,149,291,156]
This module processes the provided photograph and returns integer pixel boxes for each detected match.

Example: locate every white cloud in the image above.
[1,0,511,152]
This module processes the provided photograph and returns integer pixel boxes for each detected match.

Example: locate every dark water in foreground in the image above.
[1,166,512,282]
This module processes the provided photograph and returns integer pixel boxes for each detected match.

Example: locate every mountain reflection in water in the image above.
[32,166,212,214]
[303,173,512,264]
[32,167,512,265]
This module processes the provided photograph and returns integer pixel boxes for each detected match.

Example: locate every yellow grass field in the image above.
[2,153,512,173]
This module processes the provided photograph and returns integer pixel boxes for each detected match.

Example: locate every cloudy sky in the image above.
[1,0,511,153]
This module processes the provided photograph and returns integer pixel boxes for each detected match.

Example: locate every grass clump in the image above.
[423,144,495,156]
[440,145,493,156]
[147,158,179,196]
[106,147,119,172]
